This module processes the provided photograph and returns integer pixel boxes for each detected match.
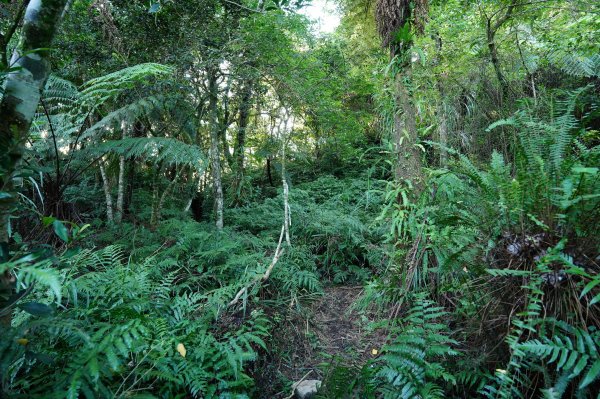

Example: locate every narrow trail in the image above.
[280,286,386,383]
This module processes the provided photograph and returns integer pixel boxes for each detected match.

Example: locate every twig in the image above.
[283,370,313,399]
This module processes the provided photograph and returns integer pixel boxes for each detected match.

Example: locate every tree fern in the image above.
[80,63,172,108]
[79,137,207,172]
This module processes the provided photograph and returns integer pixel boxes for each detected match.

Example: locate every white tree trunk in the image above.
[0,0,68,326]
[99,161,114,223]
[279,112,292,247]
[115,123,127,222]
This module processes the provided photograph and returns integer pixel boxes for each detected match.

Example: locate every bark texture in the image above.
[115,124,127,223]
[208,67,224,230]
[0,0,69,326]
[375,0,428,196]
[393,70,424,194]
[232,80,253,204]
[485,0,517,101]
[99,161,114,223]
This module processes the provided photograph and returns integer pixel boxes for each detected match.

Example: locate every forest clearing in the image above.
[0,0,599,398]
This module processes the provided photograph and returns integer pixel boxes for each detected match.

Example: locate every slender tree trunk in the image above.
[434,35,448,167]
[0,1,28,69]
[208,67,224,230]
[437,99,448,167]
[115,123,127,223]
[487,23,508,101]
[393,68,424,195]
[124,121,145,215]
[485,0,517,102]
[151,167,183,227]
[233,80,253,204]
[219,74,234,169]
[99,161,114,223]
[266,158,274,186]
[115,155,125,222]
[278,113,292,246]
[282,147,291,247]
[0,0,68,326]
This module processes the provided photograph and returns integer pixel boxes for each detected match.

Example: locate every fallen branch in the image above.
[283,370,313,399]
[228,224,286,307]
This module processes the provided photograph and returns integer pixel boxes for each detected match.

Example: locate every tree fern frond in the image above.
[80,63,172,107]
[548,50,600,78]
[78,137,207,172]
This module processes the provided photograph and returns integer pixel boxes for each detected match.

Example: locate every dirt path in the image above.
[279,286,385,382]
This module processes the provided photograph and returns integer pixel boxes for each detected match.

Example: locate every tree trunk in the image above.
[115,124,127,223]
[487,23,508,101]
[266,158,274,186]
[0,0,68,326]
[437,98,448,167]
[232,80,253,205]
[208,67,224,230]
[281,142,291,247]
[151,167,183,228]
[0,1,28,69]
[485,0,517,102]
[434,35,448,167]
[99,161,114,223]
[393,68,424,195]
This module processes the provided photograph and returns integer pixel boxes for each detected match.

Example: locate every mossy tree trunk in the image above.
[232,80,253,205]
[393,67,424,194]
[0,0,69,326]
[376,0,428,198]
[208,66,224,230]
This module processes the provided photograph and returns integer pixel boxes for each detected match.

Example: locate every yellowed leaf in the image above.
[177,343,186,358]
[371,348,378,355]
[17,338,29,346]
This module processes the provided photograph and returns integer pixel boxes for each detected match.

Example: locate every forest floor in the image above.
[261,285,386,397]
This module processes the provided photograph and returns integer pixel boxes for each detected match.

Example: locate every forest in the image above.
[0,0,598,398]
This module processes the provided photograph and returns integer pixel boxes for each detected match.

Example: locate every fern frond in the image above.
[78,137,207,172]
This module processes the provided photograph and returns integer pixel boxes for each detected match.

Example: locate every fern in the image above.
[80,63,173,108]
[80,95,183,140]
[517,326,600,390]
[374,294,458,399]
[2,242,271,398]
[547,50,600,78]
[79,137,207,172]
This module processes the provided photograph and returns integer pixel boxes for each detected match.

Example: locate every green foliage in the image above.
[228,175,386,283]
[80,63,173,108]
[482,254,600,399]
[1,244,270,398]
[373,294,458,398]
[371,83,599,397]
[2,0,599,397]
[400,87,600,286]
[83,137,207,172]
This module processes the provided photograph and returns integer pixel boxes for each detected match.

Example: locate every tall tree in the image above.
[232,79,253,205]
[0,0,69,325]
[375,0,428,195]
[208,64,224,230]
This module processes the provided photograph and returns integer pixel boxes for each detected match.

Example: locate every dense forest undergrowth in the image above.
[1,0,599,398]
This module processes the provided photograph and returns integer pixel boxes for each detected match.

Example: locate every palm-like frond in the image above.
[81,137,207,172]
